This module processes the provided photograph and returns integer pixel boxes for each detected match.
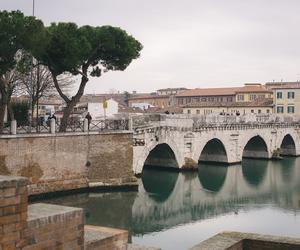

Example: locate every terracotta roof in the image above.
[176,87,238,97]
[265,82,300,89]
[176,85,271,97]
[235,85,272,93]
[183,98,273,108]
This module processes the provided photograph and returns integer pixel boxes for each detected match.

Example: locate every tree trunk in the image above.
[0,93,8,133]
[7,98,14,122]
[59,100,77,132]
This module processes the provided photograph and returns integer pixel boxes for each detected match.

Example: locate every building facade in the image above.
[266,82,300,115]
[176,84,272,106]
[235,84,272,102]
[182,99,273,115]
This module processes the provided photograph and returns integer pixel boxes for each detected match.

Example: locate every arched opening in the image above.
[242,159,268,187]
[198,163,228,192]
[144,143,179,169]
[280,134,296,156]
[242,136,269,159]
[141,168,179,202]
[199,139,228,164]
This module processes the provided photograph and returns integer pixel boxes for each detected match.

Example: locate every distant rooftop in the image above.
[176,84,271,97]
[265,82,300,89]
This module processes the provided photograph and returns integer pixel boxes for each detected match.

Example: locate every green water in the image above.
[41,158,300,250]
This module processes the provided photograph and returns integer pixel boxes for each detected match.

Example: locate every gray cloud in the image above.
[1,0,300,93]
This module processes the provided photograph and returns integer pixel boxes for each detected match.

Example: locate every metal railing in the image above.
[0,118,129,135]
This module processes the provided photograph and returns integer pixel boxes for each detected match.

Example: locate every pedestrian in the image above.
[85,112,92,130]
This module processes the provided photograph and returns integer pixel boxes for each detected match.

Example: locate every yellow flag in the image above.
[103,100,108,109]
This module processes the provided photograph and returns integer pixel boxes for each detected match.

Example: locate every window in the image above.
[237,95,244,101]
[277,92,283,99]
[249,94,257,101]
[277,106,284,113]
[196,110,200,114]
[267,109,270,113]
[258,109,261,114]
[251,110,254,113]
[187,109,191,114]
[288,91,295,99]
[287,106,295,113]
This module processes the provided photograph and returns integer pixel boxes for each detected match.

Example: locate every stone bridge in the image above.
[132,114,300,174]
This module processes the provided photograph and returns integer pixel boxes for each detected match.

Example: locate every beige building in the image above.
[235,83,272,102]
[182,99,273,115]
[266,82,300,115]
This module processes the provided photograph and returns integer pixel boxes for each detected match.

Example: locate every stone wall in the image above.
[0,131,134,195]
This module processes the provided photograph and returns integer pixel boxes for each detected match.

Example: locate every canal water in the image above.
[40,158,300,250]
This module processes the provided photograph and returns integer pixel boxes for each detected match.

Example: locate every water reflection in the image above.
[242,159,268,187]
[198,164,228,192]
[277,157,296,183]
[142,167,179,202]
[40,158,300,244]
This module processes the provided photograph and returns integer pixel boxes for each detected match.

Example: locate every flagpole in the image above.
[32,0,35,16]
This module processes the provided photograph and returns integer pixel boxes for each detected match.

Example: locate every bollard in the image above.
[84,118,89,132]
[10,120,17,135]
[50,118,56,134]
[128,117,133,131]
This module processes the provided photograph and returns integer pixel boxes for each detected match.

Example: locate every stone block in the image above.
[84,225,128,250]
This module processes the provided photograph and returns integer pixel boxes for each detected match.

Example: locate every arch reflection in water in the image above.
[198,163,228,192]
[199,139,228,163]
[141,167,179,202]
[273,157,296,183]
[144,143,179,169]
[243,136,268,159]
[280,134,296,156]
[242,159,268,187]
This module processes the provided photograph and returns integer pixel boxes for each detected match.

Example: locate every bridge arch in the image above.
[280,134,297,156]
[199,138,228,164]
[242,135,270,159]
[133,140,182,174]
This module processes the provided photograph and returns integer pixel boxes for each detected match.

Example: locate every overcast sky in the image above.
[1,0,300,94]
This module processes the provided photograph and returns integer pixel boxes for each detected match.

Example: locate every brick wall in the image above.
[23,203,84,249]
[0,176,28,249]
[0,131,134,195]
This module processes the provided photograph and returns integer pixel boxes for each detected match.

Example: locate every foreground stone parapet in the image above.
[0,175,28,249]
[0,175,158,250]
[24,203,84,249]
[85,225,128,250]
[189,231,300,250]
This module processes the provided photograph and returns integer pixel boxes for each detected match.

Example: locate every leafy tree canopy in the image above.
[36,23,143,78]
[0,10,45,75]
